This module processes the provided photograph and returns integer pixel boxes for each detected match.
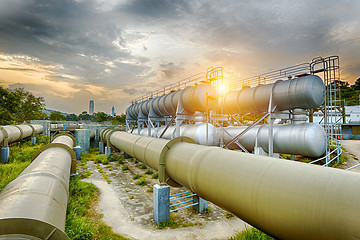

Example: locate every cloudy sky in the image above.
[0,0,359,114]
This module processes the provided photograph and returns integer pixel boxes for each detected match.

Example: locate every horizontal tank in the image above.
[127,83,215,120]
[222,75,325,114]
[222,123,326,157]
[134,123,326,157]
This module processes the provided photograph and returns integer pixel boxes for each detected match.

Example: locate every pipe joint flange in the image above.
[106,129,121,147]
[31,142,77,174]
[158,136,197,187]
[14,125,24,140]
[27,124,36,137]
[0,127,9,147]
[52,132,76,147]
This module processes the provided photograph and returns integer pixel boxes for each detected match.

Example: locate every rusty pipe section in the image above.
[0,133,76,240]
[109,131,360,240]
[221,75,325,114]
[0,124,44,147]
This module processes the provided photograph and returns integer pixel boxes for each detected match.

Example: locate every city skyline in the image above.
[0,0,359,114]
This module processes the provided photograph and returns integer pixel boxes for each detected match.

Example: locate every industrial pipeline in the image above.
[130,122,326,157]
[104,130,360,240]
[0,133,76,240]
[0,124,43,147]
[126,83,216,119]
[126,74,325,120]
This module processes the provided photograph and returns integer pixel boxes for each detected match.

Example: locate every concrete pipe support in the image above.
[0,133,76,240]
[109,131,360,240]
[222,75,325,114]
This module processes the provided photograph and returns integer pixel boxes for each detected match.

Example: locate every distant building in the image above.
[112,106,115,117]
[89,100,94,115]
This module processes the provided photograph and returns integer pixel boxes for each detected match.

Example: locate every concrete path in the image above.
[83,167,248,240]
[341,140,360,172]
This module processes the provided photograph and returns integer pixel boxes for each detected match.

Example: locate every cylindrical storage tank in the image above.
[222,123,326,157]
[223,75,325,114]
[0,134,75,239]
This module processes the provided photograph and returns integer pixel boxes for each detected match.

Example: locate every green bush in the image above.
[122,165,129,171]
[229,227,274,240]
[145,169,153,175]
[137,177,147,186]
[94,155,109,165]
[152,172,158,179]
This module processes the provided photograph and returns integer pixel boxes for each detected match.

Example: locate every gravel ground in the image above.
[80,152,248,240]
[339,140,360,173]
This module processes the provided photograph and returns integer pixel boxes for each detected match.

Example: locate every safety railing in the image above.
[169,190,198,213]
[309,137,342,167]
[132,72,206,104]
[230,63,310,91]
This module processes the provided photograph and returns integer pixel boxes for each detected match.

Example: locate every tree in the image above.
[340,78,360,106]
[94,112,110,122]
[11,88,45,123]
[50,111,66,121]
[112,113,126,125]
[79,111,92,121]
[66,113,79,121]
[0,86,21,125]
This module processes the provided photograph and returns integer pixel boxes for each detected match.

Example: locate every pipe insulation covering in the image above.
[0,134,75,240]
[109,131,360,240]
[126,83,215,120]
[221,75,325,114]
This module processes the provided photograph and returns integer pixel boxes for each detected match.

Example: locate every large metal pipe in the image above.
[126,83,215,120]
[108,131,360,240]
[0,124,44,147]
[0,133,76,240]
[223,123,326,157]
[134,123,326,157]
[221,75,325,114]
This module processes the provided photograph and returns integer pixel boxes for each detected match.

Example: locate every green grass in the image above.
[145,169,153,175]
[133,174,141,180]
[141,164,147,169]
[229,227,274,240]
[122,165,129,171]
[137,177,147,186]
[65,176,129,240]
[0,161,30,191]
[152,172,158,179]
[157,218,179,229]
[1,140,45,192]
[94,155,109,165]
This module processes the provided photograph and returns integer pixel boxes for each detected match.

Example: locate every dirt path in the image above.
[82,157,248,240]
[339,140,360,173]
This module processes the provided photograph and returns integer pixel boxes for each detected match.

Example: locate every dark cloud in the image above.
[0,0,359,114]
[120,0,192,19]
